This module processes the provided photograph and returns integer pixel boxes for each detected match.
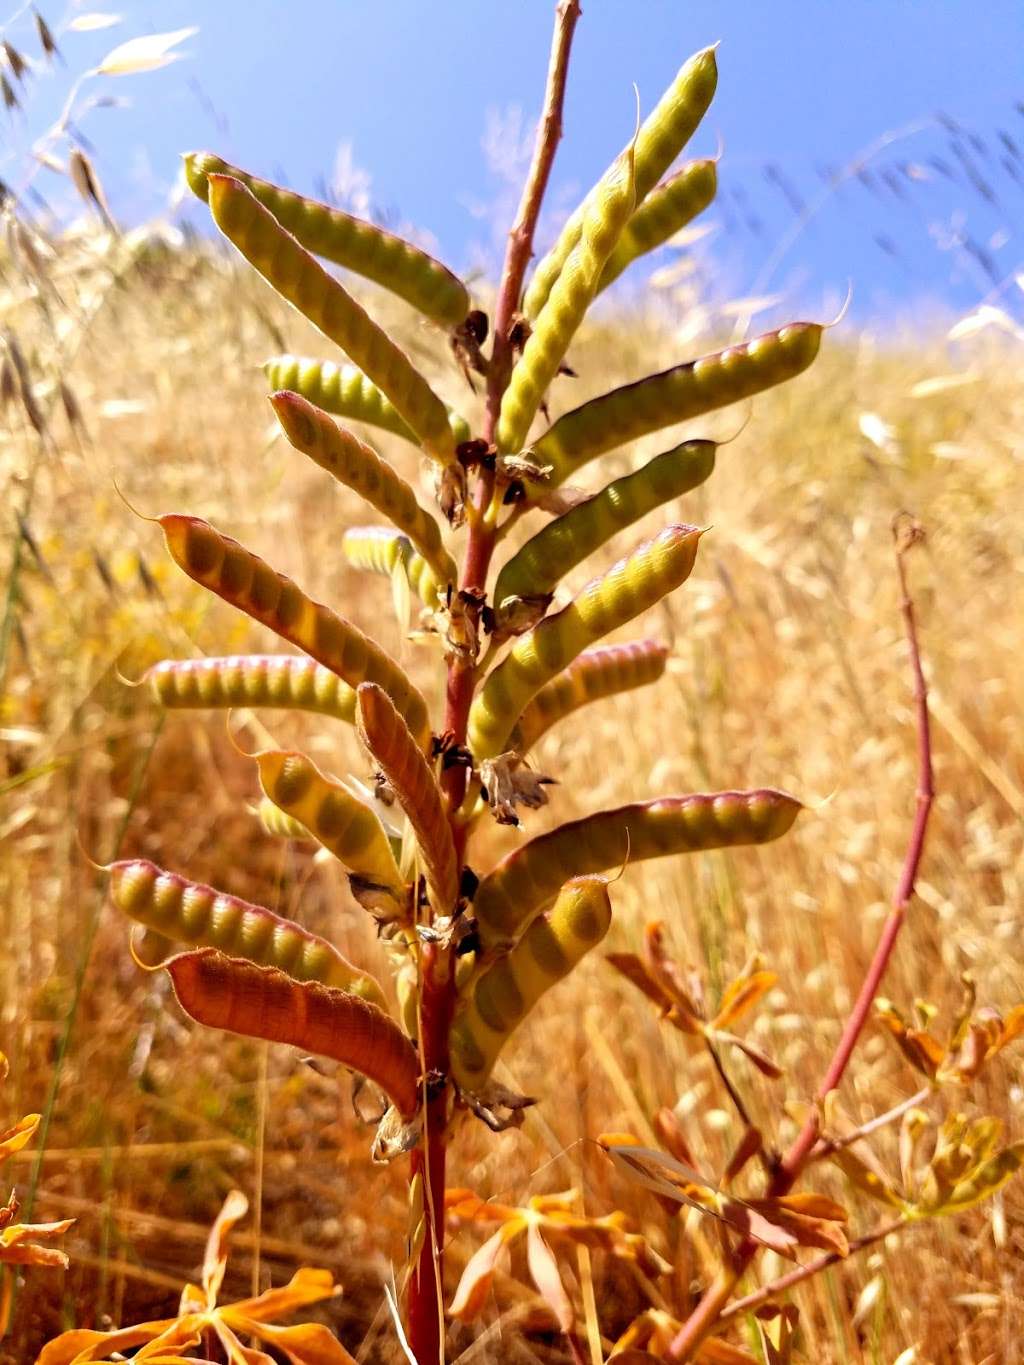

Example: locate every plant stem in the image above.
[405,6,581,1360]
[667,517,934,1360]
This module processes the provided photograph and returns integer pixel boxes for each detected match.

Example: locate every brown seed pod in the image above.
[166,949,420,1117]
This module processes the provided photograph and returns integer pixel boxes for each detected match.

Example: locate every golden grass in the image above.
[1,240,1022,1363]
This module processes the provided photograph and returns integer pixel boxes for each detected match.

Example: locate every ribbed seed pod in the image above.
[356,683,458,914]
[146,654,357,724]
[160,515,431,749]
[596,159,717,294]
[256,796,314,842]
[206,174,455,464]
[271,391,457,589]
[342,525,443,609]
[186,152,470,329]
[529,323,822,496]
[511,639,669,752]
[450,876,612,1088]
[468,524,701,761]
[167,949,420,1117]
[110,858,385,1005]
[256,749,405,904]
[473,788,802,949]
[523,45,718,319]
[497,148,636,454]
[494,439,715,607]
[263,354,472,447]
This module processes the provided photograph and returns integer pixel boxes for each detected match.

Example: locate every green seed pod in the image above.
[146,654,357,725]
[160,515,431,749]
[263,355,472,448]
[523,45,718,319]
[497,147,636,454]
[596,158,717,294]
[185,151,470,329]
[206,174,455,465]
[109,857,385,1005]
[494,439,715,607]
[271,391,457,589]
[450,875,612,1089]
[511,639,669,752]
[529,323,822,496]
[473,788,802,949]
[256,749,406,906]
[256,796,314,842]
[468,524,701,761]
[342,525,443,609]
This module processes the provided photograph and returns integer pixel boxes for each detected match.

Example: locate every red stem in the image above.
[667,516,934,1360]
[405,6,581,1360]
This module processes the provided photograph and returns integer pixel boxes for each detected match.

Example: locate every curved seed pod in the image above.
[206,174,455,464]
[160,515,431,749]
[147,654,357,724]
[356,683,458,915]
[110,858,385,1005]
[256,796,314,842]
[529,323,822,496]
[342,526,443,609]
[256,749,405,906]
[450,876,612,1089]
[524,45,718,319]
[512,639,670,752]
[596,159,717,294]
[186,152,470,329]
[468,524,701,761]
[497,147,636,454]
[494,440,715,607]
[167,949,419,1117]
[473,788,802,949]
[271,391,457,589]
[264,354,472,447]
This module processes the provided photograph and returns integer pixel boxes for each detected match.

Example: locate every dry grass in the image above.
[1,235,1022,1364]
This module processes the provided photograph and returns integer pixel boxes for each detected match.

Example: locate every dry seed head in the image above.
[109,858,385,1005]
[469,524,702,761]
[263,353,472,448]
[206,173,456,465]
[523,44,718,319]
[473,788,802,949]
[494,439,716,607]
[342,525,444,609]
[450,875,613,1088]
[186,151,470,328]
[146,653,358,725]
[528,322,823,496]
[497,145,637,454]
[271,390,457,589]
[159,514,431,748]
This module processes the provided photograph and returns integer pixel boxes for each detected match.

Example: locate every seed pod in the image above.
[497,147,636,454]
[109,858,385,1005]
[529,323,822,496]
[185,152,470,329]
[256,796,314,842]
[342,525,443,609]
[524,45,718,319]
[256,749,405,908]
[271,391,457,589]
[473,788,802,949]
[146,654,357,725]
[206,174,455,465]
[263,354,472,447]
[159,515,431,749]
[512,639,670,752]
[596,159,717,294]
[450,876,612,1089]
[494,440,715,607]
[356,683,458,914]
[167,949,419,1117]
[469,524,701,761]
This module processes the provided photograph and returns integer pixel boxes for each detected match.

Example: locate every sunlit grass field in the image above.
[2,236,1021,1362]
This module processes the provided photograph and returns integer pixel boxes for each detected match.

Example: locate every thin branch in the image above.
[809,1084,932,1163]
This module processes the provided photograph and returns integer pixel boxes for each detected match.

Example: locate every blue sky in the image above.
[4,1,1024,325]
